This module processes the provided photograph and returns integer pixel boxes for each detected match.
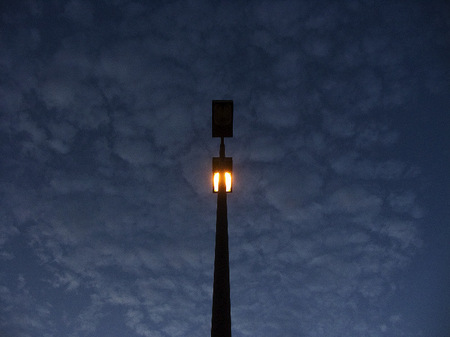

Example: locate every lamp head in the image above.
[212,157,232,193]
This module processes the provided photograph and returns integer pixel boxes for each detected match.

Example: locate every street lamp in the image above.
[211,100,233,337]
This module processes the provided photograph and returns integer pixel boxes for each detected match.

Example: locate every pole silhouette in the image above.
[211,100,233,337]
[211,138,231,337]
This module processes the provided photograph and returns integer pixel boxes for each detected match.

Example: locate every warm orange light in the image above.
[212,156,232,193]
[213,172,220,192]
[213,172,232,192]
[225,172,232,192]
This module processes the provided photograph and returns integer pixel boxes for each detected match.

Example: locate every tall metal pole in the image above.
[211,100,233,337]
[211,137,231,337]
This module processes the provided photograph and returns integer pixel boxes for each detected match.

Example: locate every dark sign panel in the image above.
[212,100,233,137]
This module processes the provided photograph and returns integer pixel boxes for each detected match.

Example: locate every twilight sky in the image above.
[1,1,449,336]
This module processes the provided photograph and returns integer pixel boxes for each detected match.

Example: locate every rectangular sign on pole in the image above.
[212,100,233,138]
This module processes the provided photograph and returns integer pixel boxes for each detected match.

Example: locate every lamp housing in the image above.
[212,157,232,193]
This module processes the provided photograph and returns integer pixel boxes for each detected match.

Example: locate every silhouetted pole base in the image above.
[211,189,231,337]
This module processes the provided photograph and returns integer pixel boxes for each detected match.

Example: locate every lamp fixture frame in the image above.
[212,157,232,193]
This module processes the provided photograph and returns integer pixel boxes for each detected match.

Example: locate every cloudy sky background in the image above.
[1,1,449,336]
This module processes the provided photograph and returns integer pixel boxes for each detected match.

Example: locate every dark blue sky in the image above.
[1,1,449,336]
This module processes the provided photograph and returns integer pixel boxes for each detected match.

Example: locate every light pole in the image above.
[211,100,233,337]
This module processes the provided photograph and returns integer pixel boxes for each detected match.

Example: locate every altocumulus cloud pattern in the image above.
[0,1,449,337]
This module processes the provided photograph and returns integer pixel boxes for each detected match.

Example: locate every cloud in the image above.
[64,0,94,26]
[0,279,55,336]
[114,138,157,166]
[322,111,355,138]
[331,152,408,180]
[327,186,382,214]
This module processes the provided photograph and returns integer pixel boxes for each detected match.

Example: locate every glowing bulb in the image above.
[212,157,232,193]
[225,172,232,192]
[213,172,220,192]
